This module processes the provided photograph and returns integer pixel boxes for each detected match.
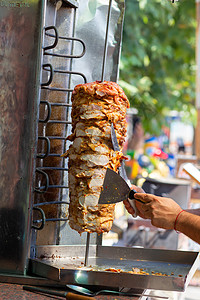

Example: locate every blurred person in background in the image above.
[125,116,145,180]
[127,116,144,153]
[177,137,185,154]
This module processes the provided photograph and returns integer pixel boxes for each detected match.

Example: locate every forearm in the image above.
[176,211,200,244]
[185,208,200,216]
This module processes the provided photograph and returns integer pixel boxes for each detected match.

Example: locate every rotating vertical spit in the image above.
[84,0,113,266]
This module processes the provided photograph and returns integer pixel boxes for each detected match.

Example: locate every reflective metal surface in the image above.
[0,273,61,287]
[31,245,200,292]
[0,1,45,274]
[72,0,125,85]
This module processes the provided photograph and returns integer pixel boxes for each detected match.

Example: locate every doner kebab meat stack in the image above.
[63,81,130,234]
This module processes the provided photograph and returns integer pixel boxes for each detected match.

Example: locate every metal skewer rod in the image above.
[84,1,113,267]
[101,0,113,82]
[84,232,90,266]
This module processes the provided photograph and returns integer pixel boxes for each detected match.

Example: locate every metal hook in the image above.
[37,136,50,159]
[43,26,59,51]
[32,206,46,230]
[34,168,49,194]
[39,101,51,123]
[41,64,54,86]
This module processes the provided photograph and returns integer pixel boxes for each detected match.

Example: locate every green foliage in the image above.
[119,0,196,134]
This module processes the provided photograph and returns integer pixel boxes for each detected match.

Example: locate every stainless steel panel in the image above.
[71,0,125,85]
[0,1,45,274]
[0,273,62,287]
[31,245,200,292]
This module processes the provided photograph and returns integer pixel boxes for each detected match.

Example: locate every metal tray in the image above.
[30,245,199,292]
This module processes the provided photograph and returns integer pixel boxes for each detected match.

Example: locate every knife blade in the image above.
[110,123,138,216]
[98,124,144,211]
[111,123,131,185]
[98,168,138,204]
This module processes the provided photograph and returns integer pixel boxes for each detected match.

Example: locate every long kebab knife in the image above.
[98,123,145,216]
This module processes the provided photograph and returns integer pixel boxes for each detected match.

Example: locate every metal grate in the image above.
[33,24,86,227]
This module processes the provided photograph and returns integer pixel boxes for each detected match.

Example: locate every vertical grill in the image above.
[0,0,126,277]
[33,26,86,222]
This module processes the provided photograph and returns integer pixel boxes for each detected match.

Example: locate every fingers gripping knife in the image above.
[98,123,140,217]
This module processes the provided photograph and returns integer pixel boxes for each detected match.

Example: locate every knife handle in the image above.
[129,189,136,199]
[23,286,94,300]
[128,189,137,217]
[128,199,137,217]
[66,292,95,300]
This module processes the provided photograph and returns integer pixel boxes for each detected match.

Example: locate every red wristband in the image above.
[174,210,184,233]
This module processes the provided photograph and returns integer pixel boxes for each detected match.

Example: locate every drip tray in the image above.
[30,245,199,292]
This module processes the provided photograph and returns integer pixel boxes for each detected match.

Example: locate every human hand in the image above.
[133,193,182,230]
